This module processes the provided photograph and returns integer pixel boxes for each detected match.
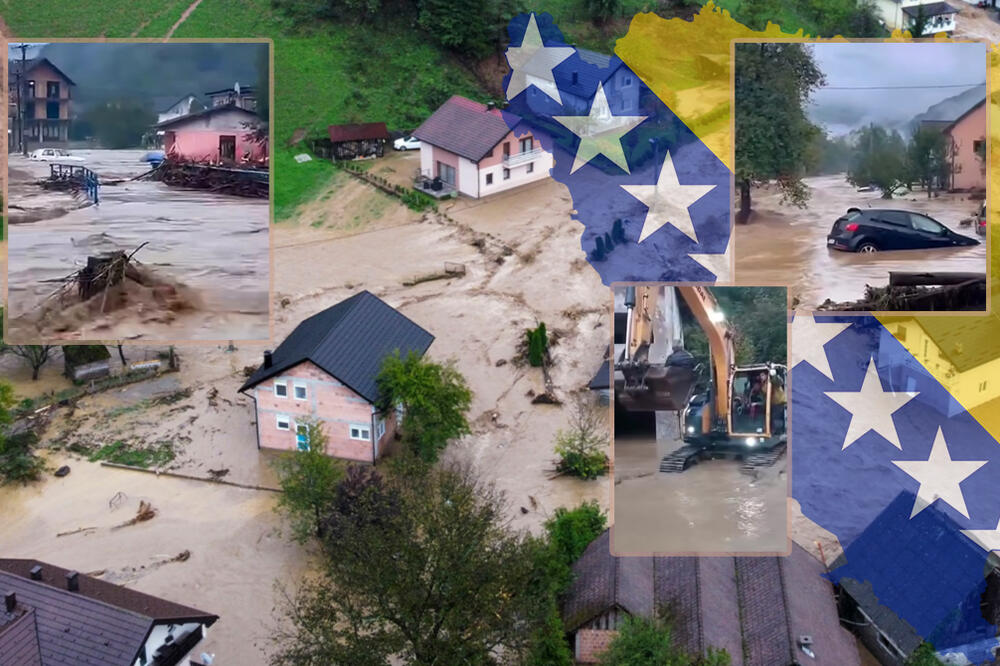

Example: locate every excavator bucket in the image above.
[615,364,697,412]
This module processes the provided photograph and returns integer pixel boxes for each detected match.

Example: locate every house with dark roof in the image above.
[205,83,256,113]
[156,104,265,165]
[412,95,551,198]
[878,314,1000,416]
[313,122,391,161]
[0,558,217,665]
[875,0,959,34]
[7,56,76,151]
[913,83,987,192]
[551,48,642,117]
[156,93,206,125]
[563,530,860,665]
[239,291,434,462]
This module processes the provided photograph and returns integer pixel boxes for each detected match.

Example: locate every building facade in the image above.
[943,98,987,191]
[7,57,75,151]
[240,291,434,463]
[205,84,256,112]
[876,0,959,33]
[414,95,552,198]
[157,105,266,164]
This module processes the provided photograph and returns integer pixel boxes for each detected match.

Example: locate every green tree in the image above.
[527,322,548,367]
[376,351,472,463]
[80,98,155,149]
[905,643,945,666]
[553,396,608,480]
[544,500,607,571]
[598,614,730,666]
[734,43,825,222]
[908,4,929,37]
[271,464,555,665]
[584,0,621,25]
[848,124,909,198]
[418,0,518,58]
[1,345,54,381]
[0,381,44,485]
[908,127,948,198]
[273,420,344,542]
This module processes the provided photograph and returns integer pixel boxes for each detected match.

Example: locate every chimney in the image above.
[263,350,273,368]
[571,71,578,85]
[486,101,496,112]
[66,571,79,592]
[29,565,42,581]
[4,592,15,613]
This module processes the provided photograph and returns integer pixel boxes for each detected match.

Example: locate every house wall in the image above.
[424,145,465,194]
[23,61,71,120]
[136,622,203,666]
[164,120,265,163]
[252,360,397,462]
[947,102,987,191]
[476,129,552,197]
[877,0,956,32]
[574,628,617,663]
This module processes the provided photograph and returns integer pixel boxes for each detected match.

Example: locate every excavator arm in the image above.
[676,286,734,422]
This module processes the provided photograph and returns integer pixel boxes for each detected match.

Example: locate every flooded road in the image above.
[613,433,788,554]
[6,150,269,341]
[735,174,987,310]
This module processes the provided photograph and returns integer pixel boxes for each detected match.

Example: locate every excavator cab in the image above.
[728,364,787,441]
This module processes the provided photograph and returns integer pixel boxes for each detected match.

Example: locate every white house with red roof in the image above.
[412,95,551,198]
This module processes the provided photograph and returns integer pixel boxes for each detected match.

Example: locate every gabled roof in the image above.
[911,313,1000,373]
[0,558,217,665]
[551,48,626,102]
[412,95,514,162]
[327,122,390,143]
[564,530,860,665]
[155,103,260,128]
[901,1,958,18]
[942,97,986,135]
[239,290,434,403]
[155,93,203,114]
[7,57,76,86]
[205,86,256,95]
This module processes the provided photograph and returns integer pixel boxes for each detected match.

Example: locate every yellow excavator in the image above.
[614,285,787,473]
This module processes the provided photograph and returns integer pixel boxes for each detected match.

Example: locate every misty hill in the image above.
[903,83,986,134]
[36,42,266,113]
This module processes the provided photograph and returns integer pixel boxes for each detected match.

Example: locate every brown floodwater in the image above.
[735,174,987,309]
[6,150,269,341]
[612,433,788,554]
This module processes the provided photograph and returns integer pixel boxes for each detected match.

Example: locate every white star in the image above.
[505,14,574,104]
[553,83,647,174]
[893,427,987,519]
[688,234,732,281]
[621,150,715,243]
[790,314,852,381]
[825,358,918,450]
[962,518,1000,553]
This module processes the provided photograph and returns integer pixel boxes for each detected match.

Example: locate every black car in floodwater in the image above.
[827,208,980,253]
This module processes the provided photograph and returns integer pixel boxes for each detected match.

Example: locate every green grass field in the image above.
[0,0,191,37]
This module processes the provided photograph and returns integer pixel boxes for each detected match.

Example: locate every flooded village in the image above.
[6,43,270,341]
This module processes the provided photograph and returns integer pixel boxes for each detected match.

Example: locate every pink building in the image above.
[239,291,434,463]
[943,98,986,192]
[413,95,551,198]
[157,105,266,165]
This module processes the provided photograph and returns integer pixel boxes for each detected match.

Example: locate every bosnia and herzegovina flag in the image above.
[500,13,732,284]
[497,8,1000,663]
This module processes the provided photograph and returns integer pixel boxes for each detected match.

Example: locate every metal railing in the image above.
[503,147,545,167]
[49,163,100,204]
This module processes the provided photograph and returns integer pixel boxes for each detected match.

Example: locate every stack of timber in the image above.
[817,272,986,311]
[144,160,268,198]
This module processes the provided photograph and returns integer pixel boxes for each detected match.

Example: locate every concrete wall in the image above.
[23,61,71,120]
[947,101,987,191]
[477,129,551,196]
[252,360,397,462]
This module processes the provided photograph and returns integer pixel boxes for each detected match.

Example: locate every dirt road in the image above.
[735,174,986,309]
[6,150,269,341]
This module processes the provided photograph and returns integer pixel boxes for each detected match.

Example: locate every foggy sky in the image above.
[805,42,987,136]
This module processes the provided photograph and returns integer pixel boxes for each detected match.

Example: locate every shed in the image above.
[61,345,111,382]
[312,122,391,161]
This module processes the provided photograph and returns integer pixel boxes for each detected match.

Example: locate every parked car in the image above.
[394,136,421,151]
[28,147,85,162]
[827,208,979,253]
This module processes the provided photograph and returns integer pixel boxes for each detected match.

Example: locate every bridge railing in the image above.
[49,163,100,204]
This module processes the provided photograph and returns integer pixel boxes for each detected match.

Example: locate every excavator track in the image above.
[658,446,704,473]
[739,442,787,474]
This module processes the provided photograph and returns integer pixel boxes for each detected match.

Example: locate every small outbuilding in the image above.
[311,122,391,161]
[61,344,111,382]
[239,290,434,462]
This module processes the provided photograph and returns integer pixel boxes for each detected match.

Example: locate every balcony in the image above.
[503,147,545,168]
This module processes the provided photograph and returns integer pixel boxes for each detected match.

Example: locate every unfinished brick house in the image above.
[239,291,433,462]
[562,530,860,665]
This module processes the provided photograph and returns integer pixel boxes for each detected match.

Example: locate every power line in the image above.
[820,83,984,90]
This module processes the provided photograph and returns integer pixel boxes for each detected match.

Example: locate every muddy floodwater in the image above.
[6,150,269,341]
[613,433,788,554]
[735,174,987,310]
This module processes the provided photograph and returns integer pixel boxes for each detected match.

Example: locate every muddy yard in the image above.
[735,174,987,310]
[6,150,269,341]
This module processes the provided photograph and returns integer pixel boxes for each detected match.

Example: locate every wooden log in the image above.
[889,272,986,287]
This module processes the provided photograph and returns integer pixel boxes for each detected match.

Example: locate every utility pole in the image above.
[16,43,28,156]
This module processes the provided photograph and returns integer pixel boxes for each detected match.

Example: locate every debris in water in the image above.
[294,153,312,163]
[54,465,71,477]
[143,160,268,198]
[817,272,986,311]
[56,526,97,538]
[112,500,157,529]
[208,468,230,480]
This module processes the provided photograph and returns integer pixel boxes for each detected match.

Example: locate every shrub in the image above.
[553,395,608,480]
[0,431,45,484]
[526,322,548,367]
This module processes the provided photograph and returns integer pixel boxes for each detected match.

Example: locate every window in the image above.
[924,340,929,358]
[26,80,35,98]
[974,139,986,155]
[503,168,510,180]
[276,415,290,431]
[25,102,35,119]
[274,381,288,398]
[502,142,510,157]
[623,75,633,87]
[437,162,456,186]
[909,213,945,235]
[485,173,493,186]
[519,137,533,152]
[375,418,386,440]
[980,381,988,392]
[879,211,908,227]
[45,101,59,119]
[296,424,310,451]
[293,383,307,400]
[46,81,59,98]
[350,425,371,441]
[526,163,534,174]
